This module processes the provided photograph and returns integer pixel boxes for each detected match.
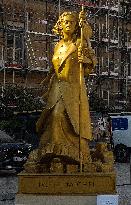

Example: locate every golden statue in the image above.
[24,10,113,173]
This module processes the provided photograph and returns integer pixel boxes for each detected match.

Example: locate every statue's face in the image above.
[61,15,77,35]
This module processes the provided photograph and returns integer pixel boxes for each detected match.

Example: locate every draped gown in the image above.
[34,38,94,165]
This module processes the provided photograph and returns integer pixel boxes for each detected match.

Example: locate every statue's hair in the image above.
[53,12,81,37]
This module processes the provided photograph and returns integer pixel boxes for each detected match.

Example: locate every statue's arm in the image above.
[84,46,98,76]
[83,21,92,39]
[78,39,97,75]
[78,15,98,75]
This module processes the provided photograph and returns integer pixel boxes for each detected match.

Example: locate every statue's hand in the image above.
[79,10,86,28]
[79,10,92,38]
[88,48,98,66]
[79,10,86,21]
[78,45,92,64]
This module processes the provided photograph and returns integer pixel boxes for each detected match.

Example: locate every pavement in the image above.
[0,162,131,205]
[115,162,131,205]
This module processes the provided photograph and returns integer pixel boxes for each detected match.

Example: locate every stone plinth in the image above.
[18,172,116,195]
[15,195,97,205]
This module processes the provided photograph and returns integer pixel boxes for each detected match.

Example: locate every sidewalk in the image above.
[0,162,130,205]
[116,163,131,205]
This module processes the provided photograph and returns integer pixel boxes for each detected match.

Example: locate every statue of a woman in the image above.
[25,11,97,173]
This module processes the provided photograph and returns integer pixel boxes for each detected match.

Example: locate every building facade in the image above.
[0,0,131,111]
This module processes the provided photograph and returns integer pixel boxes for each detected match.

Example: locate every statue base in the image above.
[18,172,116,195]
[16,194,97,205]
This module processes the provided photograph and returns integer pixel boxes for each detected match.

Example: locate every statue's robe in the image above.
[36,39,93,163]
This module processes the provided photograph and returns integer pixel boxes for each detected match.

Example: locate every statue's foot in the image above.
[50,158,79,174]
[83,162,102,173]
[50,158,64,173]
[66,164,79,173]
[24,149,40,173]
[24,161,40,173]
[27,149,39,162]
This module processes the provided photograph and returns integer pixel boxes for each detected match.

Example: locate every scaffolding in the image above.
[0,0,131,111]
[74,0,131,111]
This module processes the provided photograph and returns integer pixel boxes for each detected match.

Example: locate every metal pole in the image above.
[79,5,85,173]
[46,1,48,70]
[125,32,129,108]
[107,90,110,107]
[58,0,61,41]
[26,12,29,32]
[58,0,61,17]
[12,0,15,85]
[107,7,110,76]
[2,45,5,87]
[98,22,101,42]
[117,0,121,100]
[106,14,108,38]
[13,33,15,84]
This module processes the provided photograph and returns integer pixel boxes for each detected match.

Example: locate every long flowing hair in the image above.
[53,12,81,39]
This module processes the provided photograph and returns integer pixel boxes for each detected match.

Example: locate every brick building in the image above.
[0,0,131,111]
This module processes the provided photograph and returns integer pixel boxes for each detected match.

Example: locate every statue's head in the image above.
[53,12,80,38]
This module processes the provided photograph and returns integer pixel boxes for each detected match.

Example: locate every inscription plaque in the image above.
[18,173,116,195]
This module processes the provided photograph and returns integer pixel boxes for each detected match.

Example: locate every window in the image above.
[6,31,24,65]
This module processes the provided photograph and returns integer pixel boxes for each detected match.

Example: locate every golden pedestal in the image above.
[18,172,116,195]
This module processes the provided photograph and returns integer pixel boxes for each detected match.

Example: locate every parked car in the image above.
[110,113,131,163]
[0,142,33,173]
